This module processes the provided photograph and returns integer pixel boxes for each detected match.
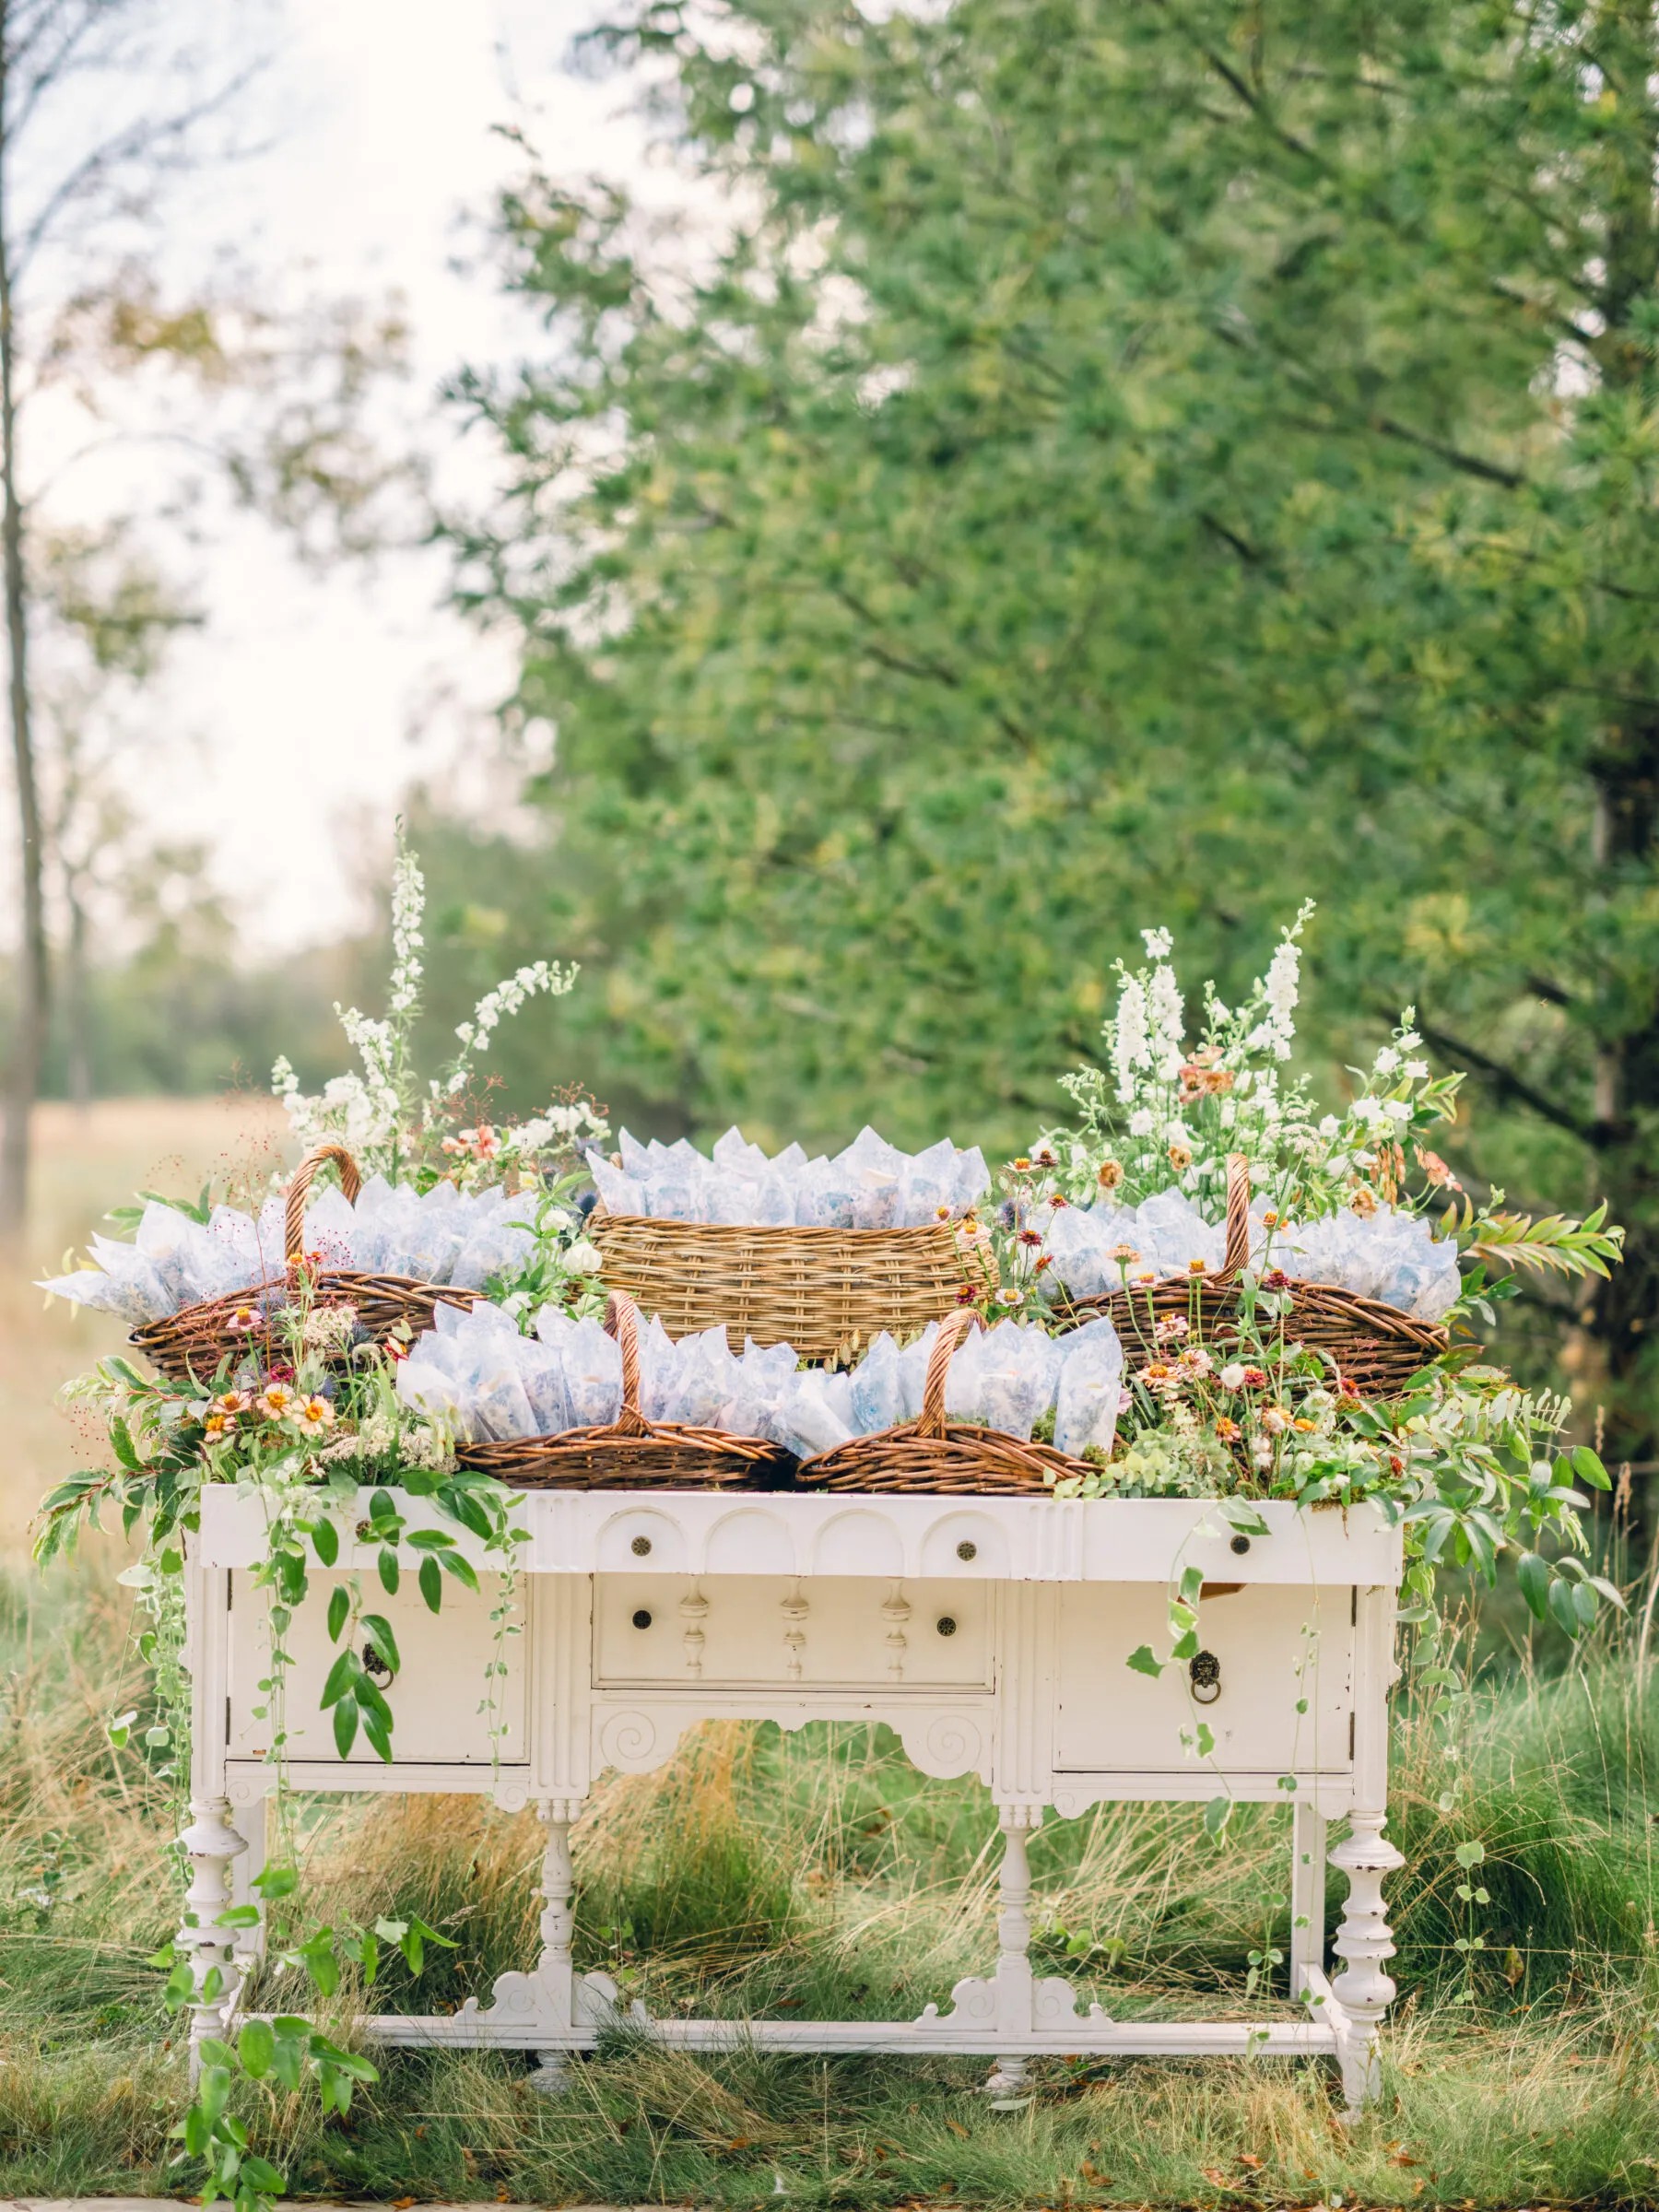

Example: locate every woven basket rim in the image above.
[794,1309,1096,1494]
[1055,1152,1451,1360]
[451,1288,793,1486]
[592,1206,974,1244]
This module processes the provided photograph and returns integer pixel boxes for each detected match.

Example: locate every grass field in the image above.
[4,1104,1658,2206]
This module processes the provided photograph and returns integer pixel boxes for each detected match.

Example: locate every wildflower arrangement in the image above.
[994,907,1623,1675]
[1054,906,1465,1222]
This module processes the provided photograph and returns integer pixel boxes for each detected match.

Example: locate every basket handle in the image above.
[1220,1152,1251,1278]
[285,1141,363,1265]
[916,1307,982,1441]
[603,1287,653,1436]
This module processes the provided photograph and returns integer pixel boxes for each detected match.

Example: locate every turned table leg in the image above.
[985,1805,1038,2110]
[1289,1801,1328,2001]
[1330,1809,1404,2116]
[177,1797,248,2077]
[531,1796,582,2094]
[228,1794,269,1970]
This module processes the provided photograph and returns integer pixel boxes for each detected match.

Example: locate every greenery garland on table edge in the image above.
[29,858,1627,2212]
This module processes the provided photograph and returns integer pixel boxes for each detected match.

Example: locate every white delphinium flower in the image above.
[1142,926,1173,960]
[388,841,425,1018]
[1147,957,1185,1081]
[336,1006,402,1139]
[1405,1060,1430,1080]
[1111,973,1150,1105]
[1128,1108,1156,1138]
[454,960,578,1058]
[1373,1044,1402,1076]
[1243,900,1313,1063]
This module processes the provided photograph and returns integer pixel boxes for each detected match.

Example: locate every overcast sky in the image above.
[30,0,668,953]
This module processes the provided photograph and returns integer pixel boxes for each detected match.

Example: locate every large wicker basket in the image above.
[130,1142,478,1383]
[1058,1154,1450,1398]
[456,1289,793,1490]
[794,1309,1095,1496]
[589,1207,994,1362]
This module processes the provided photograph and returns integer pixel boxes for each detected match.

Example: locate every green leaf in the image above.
[1571,1444,1611,1490]
[332,1697,360,1758]
[310,1516,340,1568]
[438,1549,479,1592]
[237,2018,275,2079]
[419,1556,442,1614]
[359,1613,401,1677]
[1126,1644,1163,1678]
[326,1585,350,1644]
[320,1649,359,1709]
[1547,1579,1582,1638]
[377,1547,400,1595]
[1516,1551,1550,1623]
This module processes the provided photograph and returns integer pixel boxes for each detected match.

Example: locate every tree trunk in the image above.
[64,865,88,1112]
[0,6,40,1238]
[1586,724,1659,1465]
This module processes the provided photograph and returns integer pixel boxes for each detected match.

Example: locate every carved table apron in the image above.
[182,1488,1405,2112]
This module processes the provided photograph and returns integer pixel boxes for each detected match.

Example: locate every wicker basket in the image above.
[130,1142,479,1383]
[1058,1154,1450,1398]
[589,1207,994,1362]
[794,1309,1095,1496]
[456,1289,793,1490]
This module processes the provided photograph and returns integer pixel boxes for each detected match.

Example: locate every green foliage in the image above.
[454,0,1659,1447]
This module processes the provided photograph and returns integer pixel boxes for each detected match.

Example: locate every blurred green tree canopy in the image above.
[451,0,1659,1451]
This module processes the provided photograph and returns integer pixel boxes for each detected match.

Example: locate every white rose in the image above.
[564,1240,603,1276]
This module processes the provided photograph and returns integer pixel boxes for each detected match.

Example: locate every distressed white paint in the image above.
[188,1488,1406,2113]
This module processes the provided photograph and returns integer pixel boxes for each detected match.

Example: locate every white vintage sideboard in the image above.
[179,1487,1406,2113]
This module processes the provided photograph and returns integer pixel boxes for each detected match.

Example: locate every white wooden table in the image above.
[180,1488,1405,2112]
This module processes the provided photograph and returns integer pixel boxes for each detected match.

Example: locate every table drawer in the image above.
[594,1574,992,1691]
[1053,1582,1353,1773]
[226,1570,526,1765]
